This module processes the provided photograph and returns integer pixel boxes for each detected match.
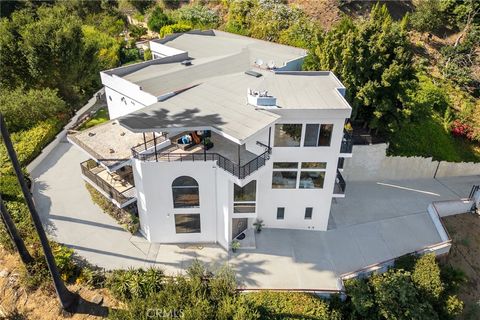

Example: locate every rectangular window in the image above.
[277,207,285,220]
[273,162,299,169]
[303,124,334,147]
[318,124,333,146]
[172,187,199,208]
[234,181,256,213]
[174,214,201,233]
[274,124,302,147]
[272,171,297,189]
[299,171,325,189]
[304,124,320,147]
[301,162,327,169]
[305,207,313,220]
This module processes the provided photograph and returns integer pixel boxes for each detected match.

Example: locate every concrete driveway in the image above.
[30,141,478,290]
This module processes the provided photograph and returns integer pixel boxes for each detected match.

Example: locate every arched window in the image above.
[172,176,199,208]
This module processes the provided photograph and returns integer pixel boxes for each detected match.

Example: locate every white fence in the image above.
[343,143,480,181]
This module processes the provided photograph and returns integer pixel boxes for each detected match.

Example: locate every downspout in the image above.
[153,132,158,162]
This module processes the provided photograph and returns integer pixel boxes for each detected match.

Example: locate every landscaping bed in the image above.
[442,213,480,319]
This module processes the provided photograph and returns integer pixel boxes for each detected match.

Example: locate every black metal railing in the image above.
[334,170,346,194]
[80,160,136,206]
[340,131,353,154]
[133,146,271,180]
[131,133,167,158]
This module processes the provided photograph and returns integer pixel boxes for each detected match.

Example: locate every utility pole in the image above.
[0,114,78,311]
[0,195,34,265]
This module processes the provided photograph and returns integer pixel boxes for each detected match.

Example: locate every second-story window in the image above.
[272,162,326,189]
[304,124,334,147]
[274,124,302,147]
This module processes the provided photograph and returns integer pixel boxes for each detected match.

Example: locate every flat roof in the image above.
[118,69,349,142]
[68,121,153,169]
[158,30,306,63]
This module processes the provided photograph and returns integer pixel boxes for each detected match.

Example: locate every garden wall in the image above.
[343,143,480,181]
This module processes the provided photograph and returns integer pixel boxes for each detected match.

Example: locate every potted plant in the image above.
[253,218,265,233]
[231,240,240,252]
[203,137,214,150]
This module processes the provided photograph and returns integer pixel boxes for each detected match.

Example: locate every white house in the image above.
[69,30,353,250]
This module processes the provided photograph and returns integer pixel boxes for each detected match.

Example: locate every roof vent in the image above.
[181,60,192,66]
[245,70,262,78]
[267,60,276,69]
[247,88,277,109]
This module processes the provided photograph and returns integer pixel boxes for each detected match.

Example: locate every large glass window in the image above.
[274,124,302,147]
[175,214,201,233]
[172,176,199,208]
[272,171,297,189]
[234,181,256,213]
[303,124,334,147]
[273,162,299,169]
[299,171,325,189]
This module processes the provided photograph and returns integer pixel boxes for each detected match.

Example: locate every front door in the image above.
[232,218,248,239]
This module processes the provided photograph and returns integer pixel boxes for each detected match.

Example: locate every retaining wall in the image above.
[343,143,480,181]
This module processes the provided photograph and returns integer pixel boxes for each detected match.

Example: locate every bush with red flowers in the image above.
[450,120,475,140]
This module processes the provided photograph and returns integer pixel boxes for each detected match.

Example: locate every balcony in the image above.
[133,132,271,180]
[333,170,346,197]
[80,160,136,208]
[340,131,353,154]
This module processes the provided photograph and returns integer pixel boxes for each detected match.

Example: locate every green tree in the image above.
[170,4,220,29]
[147,7,170,32]
[409,0,445,33]
[225,0,256,35]
[0,88,66,132]
[129,24,147,40]
[127,0,154,14]
[304,4,416,133]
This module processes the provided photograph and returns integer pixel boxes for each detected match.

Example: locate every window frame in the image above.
[174,213,201,234]
[234,181,257,214]
[305,207,313,220]
[172,176,200,208]
[274,124,303,147]
[303,123,334,147]
[272,162,326,189]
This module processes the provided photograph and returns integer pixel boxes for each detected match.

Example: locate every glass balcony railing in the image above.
[340,131,353,154]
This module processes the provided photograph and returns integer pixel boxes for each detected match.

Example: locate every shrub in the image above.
[76,266,106,289]
[159,23,192,38]
[409,0,445,33]
[451,119,474,140]
[244,291,341,320]
[52,243,77,282]
[128,24,147,41]
[344,278,376,318]
[444,295,464,318]
[0,118,64,170]
[106,267,164,300]
[85,183,139,234]
[412,254,444,301]
[147,7,170,32]
[370,269,438,320]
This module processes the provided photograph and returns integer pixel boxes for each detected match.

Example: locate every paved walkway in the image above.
[30,142,479,290]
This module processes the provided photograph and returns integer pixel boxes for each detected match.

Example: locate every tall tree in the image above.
[304,4,416,134]
[0,195,34,266]
[0,114,78,311]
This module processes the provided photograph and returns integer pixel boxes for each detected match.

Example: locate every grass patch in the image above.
[78,107,109,130]
[388,112,480,162]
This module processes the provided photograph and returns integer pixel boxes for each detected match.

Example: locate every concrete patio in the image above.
[30,140,478,290]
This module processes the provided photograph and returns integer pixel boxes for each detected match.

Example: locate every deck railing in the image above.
[334,170,346,194]
[80,160,136,206]
[340,131,353,154]
[131,133,168,158]
[133,146,271,180]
